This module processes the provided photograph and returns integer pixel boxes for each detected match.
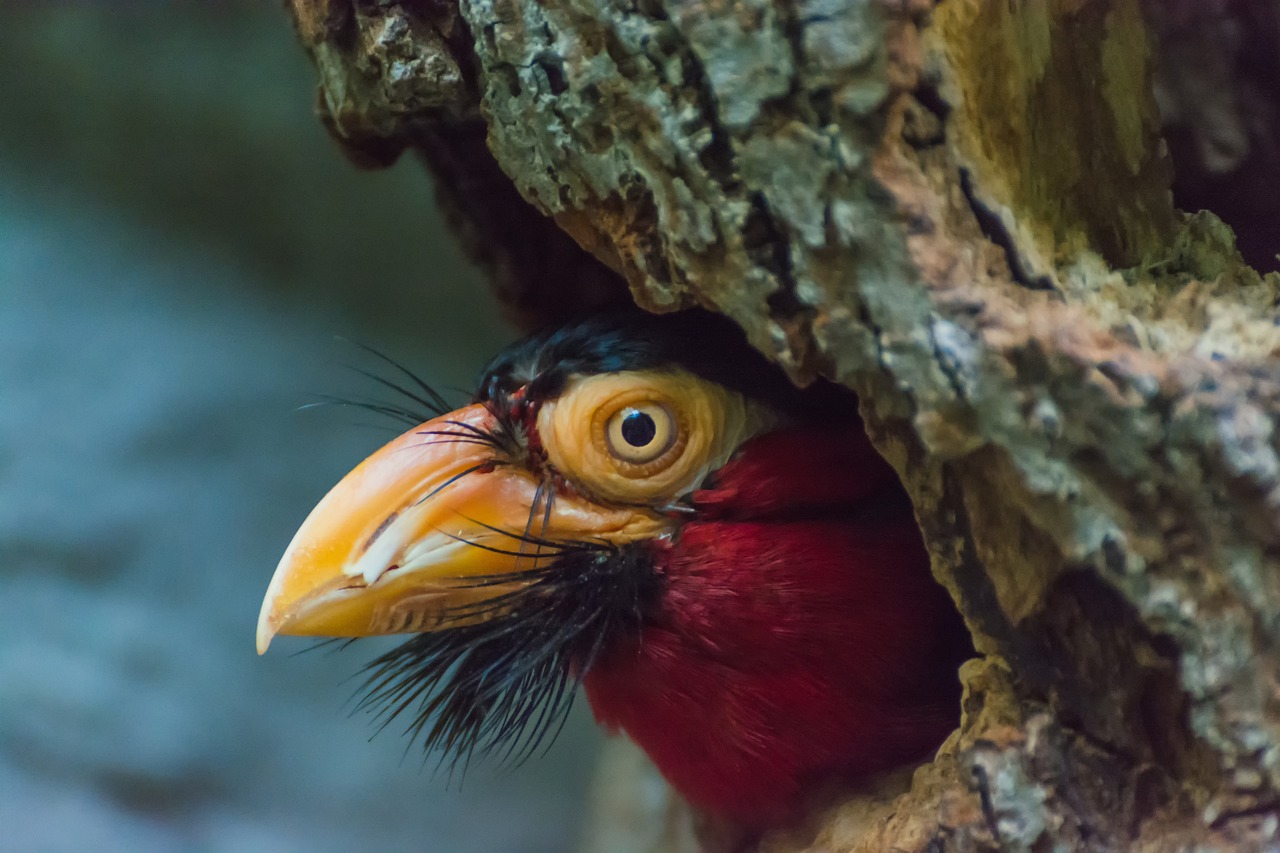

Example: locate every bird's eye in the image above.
[606,404,675,463]
[536,369,763,506]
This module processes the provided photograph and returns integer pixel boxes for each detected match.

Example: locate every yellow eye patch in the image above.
[535,369,771,506]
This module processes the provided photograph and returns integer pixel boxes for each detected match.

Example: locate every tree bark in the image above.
[283,1,1280,849]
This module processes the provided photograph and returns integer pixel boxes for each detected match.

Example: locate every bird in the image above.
[256,310,971,831]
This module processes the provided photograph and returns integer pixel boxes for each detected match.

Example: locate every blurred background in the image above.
[0,4,601,851]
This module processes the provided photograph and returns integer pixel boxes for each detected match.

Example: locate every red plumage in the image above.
[584,422,969,825]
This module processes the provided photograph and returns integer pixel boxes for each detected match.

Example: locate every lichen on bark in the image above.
[284,0,1280,849]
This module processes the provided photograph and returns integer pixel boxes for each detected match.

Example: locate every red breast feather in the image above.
[583,423,970,826]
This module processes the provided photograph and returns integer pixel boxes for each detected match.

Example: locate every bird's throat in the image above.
[582,513,967,827]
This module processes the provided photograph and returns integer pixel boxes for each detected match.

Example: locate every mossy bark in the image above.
[285,1,1280,849]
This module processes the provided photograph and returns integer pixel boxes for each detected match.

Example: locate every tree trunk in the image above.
[283,1,1280,849]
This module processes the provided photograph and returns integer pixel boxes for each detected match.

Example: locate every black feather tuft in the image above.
[349,542,661,772]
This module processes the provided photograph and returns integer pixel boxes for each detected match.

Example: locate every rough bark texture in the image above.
[285,0,1280,849]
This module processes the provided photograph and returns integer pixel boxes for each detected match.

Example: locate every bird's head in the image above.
[260,317,776,648]
[257,311,966,824]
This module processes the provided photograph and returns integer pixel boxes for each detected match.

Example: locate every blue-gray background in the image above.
[0,5,601,851]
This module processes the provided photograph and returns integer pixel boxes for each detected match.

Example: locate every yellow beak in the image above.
[256,403,663,654]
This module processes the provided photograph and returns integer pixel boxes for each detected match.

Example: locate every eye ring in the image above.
[605,403,676,464]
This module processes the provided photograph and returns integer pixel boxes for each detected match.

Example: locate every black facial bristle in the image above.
[348,542,660,774]
[344,341,454,418]
[301,342,463,429]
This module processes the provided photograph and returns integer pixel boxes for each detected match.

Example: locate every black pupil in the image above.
[620,411,657,447]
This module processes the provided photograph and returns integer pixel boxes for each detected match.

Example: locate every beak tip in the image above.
[256,601,277,655]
